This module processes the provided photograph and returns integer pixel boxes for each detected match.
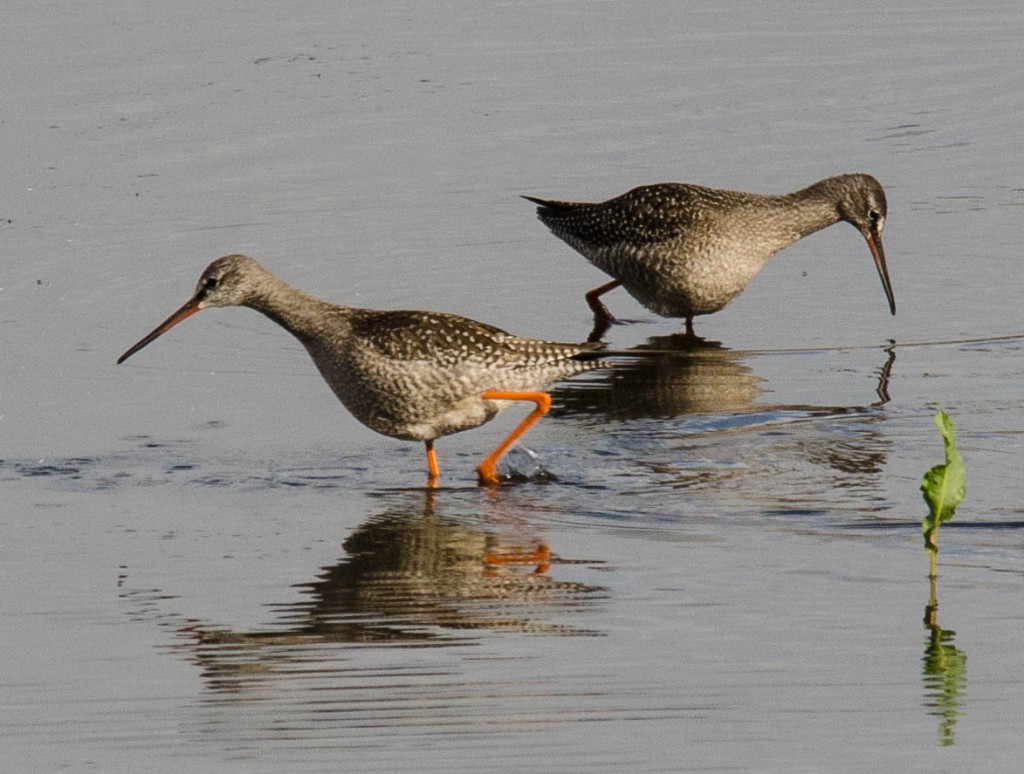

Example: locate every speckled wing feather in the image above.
[348,309,602,370]
[525,184,723,248]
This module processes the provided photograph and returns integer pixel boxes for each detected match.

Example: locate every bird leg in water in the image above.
[584,279,622,323]
[476,391,553,486]
[424,439,440,488]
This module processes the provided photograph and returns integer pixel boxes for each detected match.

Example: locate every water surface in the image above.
[3,2,1024,771]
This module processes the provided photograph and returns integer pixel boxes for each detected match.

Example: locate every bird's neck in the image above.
[781,178,846,237]
[247,280,352,343]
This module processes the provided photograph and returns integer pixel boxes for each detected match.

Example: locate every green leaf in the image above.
[922,410,966,557]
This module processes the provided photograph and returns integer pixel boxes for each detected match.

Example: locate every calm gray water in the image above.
[4,2,1024,771]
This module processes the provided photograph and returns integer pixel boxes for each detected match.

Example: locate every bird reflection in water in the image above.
[555,333,764,419]
[172,491,607,693]
[555,333,895,421]
[551,335,896,487]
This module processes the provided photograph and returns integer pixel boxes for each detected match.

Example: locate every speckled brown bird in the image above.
[525,173,896,335]
[117,255,604,486]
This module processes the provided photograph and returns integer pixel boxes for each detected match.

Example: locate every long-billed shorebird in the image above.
[117,255,604,486]
[525,173,896,335]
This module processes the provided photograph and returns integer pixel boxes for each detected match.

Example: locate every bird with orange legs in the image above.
[117,255,604,486]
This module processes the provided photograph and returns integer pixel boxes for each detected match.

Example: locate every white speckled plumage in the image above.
[118,255,603,485]
[525,173,896,330]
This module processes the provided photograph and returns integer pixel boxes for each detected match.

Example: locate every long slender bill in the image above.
[865,232,896,316]
[117,294,203,364]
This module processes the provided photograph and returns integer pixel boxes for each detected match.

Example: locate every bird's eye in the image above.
[201,275,219,291]
[868,209,882,226]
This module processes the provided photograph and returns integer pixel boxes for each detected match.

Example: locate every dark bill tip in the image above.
[865,232,896,316]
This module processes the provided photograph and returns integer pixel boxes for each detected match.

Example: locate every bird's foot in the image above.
[476,448,557,486]
[476,462,503,487]
[588,312,636,342]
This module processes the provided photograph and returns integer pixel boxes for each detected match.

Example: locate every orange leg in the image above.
[424,439,440,488]
[476,391,552,486]
[585,279,621,322]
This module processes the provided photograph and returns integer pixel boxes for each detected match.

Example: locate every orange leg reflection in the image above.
[483,543,552,576]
